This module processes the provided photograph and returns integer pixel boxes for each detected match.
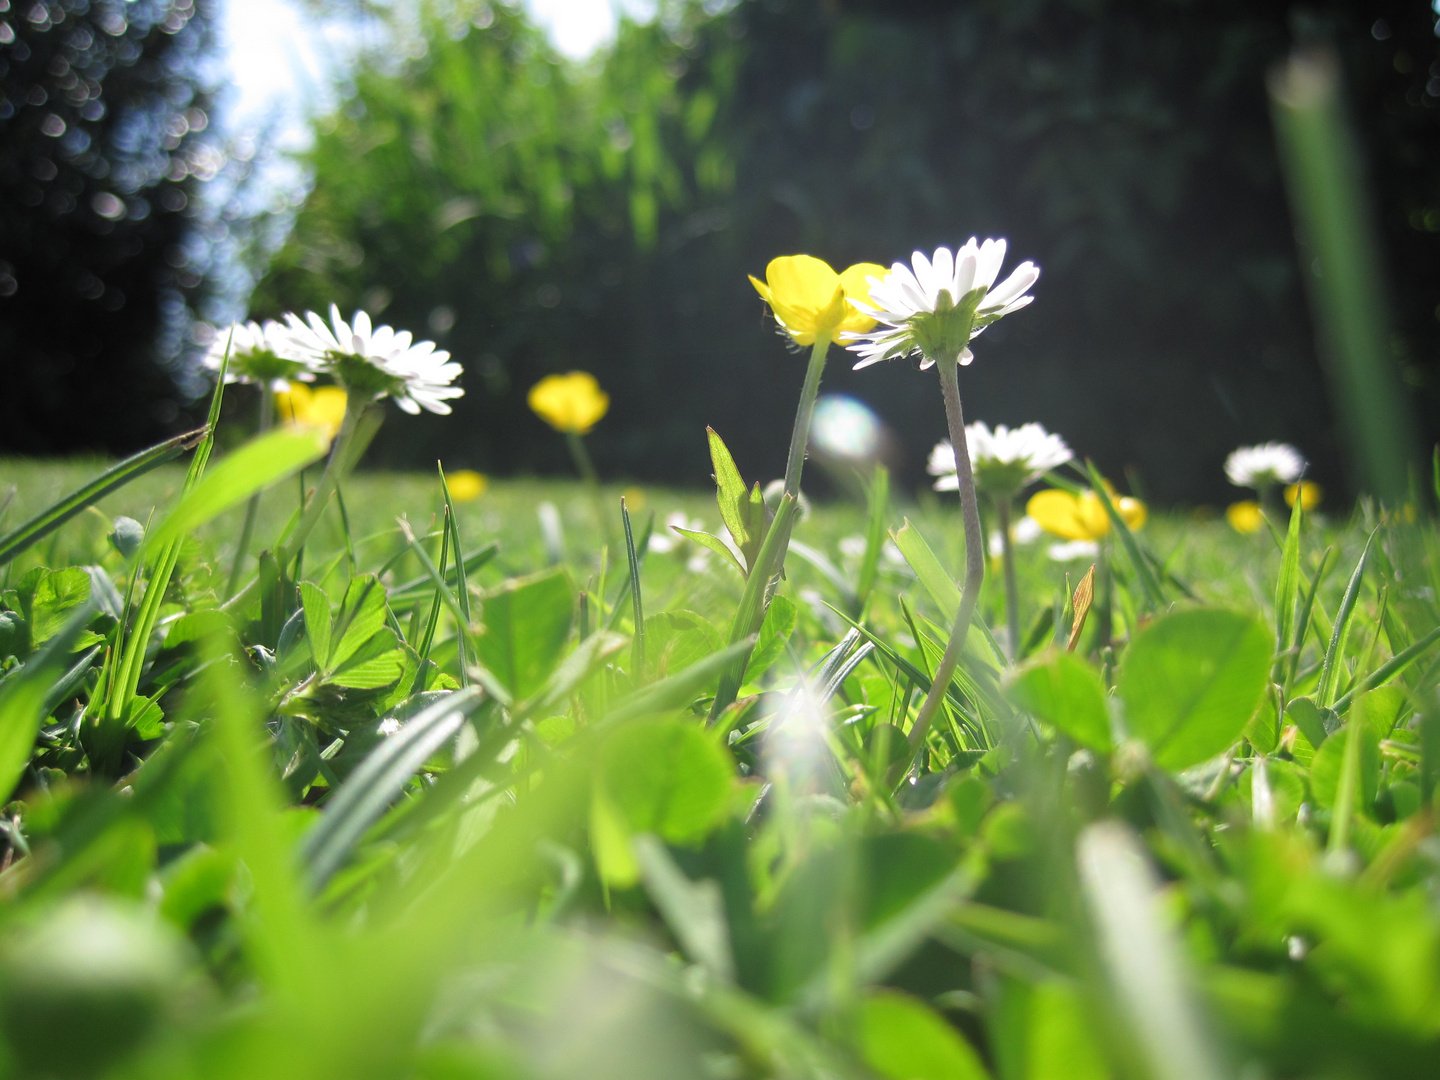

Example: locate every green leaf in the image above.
[672,527,746,577]
[475,567,575,703]
[1309,722,1380,813]
[149,425,331,548]
[1285,696,1334,749]
[1007,650,1112,751]
[0,428,202,569]
[327,575,390,673]
[299,582,332,670]
[1117,608,1272,771]
[326,628,407,690]
[859,990,991,1080]
[747,594,797,683]
[707,426,753,554]
[595,715,732,845]
[644,610,721,682]
[892,519,961,616]
[22,567,92,649]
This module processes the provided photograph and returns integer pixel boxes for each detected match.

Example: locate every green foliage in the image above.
[0,444,1436,1080]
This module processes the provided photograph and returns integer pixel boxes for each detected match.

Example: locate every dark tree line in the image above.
[6,0,1438,503]
[0,0,215,454]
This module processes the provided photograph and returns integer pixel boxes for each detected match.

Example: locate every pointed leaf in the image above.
[299,582,332,672]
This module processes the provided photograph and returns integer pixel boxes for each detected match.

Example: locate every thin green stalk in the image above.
[279,398,383,565]
[783,337,830,499]
[565,430,599,486]
[997,498,1020,663]
[225,384,273,598]
[906,354,984,761]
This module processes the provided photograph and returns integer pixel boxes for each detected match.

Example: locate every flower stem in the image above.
[906,353,985,762]
[225,384,272,598]
[566,431,611,542]
[566,431,599,486]
[783,336,830,500]
[998,498,1020,663]
[279,397,382,567]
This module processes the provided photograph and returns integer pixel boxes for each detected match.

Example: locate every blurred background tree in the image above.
[0,0,218,453]
[10,0,1438,503]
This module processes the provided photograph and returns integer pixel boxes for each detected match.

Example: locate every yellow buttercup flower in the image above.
[1284,481,1321,510]
[1027,487,1146,542]
[276,383,348,440]
[528,371,610,435]
[445,469,487,502]
[1226,500,1265,534]
[749,255,886,346]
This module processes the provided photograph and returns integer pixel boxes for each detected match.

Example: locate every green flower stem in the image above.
[566,431,612,543]
[906,352,984,761]
[565,431,600,486]
[280,397,383,567]
[783,336,830,499]
[225,383,273,599]
[997,498,1021,663]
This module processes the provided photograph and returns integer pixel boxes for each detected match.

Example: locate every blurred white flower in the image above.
[987,514,1045,557]
[930,421,1072,499]
[1048,539,1100,562]
[844,239,1039,370]
[203,319,316,391]
[650,512,704,554]
[283,305,464,415]
[838,534,867,559]
[1224,443,1305,489]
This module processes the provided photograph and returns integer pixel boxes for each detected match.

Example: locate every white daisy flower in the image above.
[202,320,316,391]
[929,421,1072,499]
[844,238,1039,370]
[283,305,464,415]
[1224,443,1305,489]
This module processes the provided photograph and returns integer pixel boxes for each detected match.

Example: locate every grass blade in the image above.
[300,686,485,890]
[438,466,474,686]
[0,428,204,569]
[1317,530,1375,707]
[621,496,646,682]
[1274,493,1304,681]
[855,465,890,614]
[1085,460,1162,609]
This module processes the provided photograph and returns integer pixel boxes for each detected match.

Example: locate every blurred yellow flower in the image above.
[528,371,609,435]
[276,383,347,440]
[621,486,646,511]
[1226,500,1265,534]
[749,255,886,346]
[1284,481,1321,510]
[445,469,487,502]
[1027,487,1146,542]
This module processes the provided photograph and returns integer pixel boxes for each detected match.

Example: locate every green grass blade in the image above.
[708,494,798,721]
[855,465,890,613]
[621,497,647,683]
[1269,47,1418,502]
[1333,624,1440,714]
[438,466,474,686]
[1274,493,1304,681]
[300,686,485,890]
[1288,545,1334,689]
[1085,460,1163,609]
[0,428,203,569]
[0,603,95,802]
[1317,530,1376,707]
[150,426,331,548]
